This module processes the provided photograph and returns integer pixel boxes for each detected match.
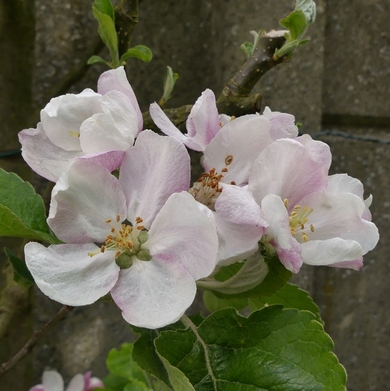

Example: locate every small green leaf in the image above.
[154,307,347,390]
[203,290,248,312]
[0,168,59,243]
[240,42,253,59]
[248,283,322,322]
[93,0,115,21]
[280,9,308,41]
[158,66,179,107]
[92,7,119,67]
[120,45,153,63]
[123,380,153,391]
[103,373,129,390]
[4,247,34,289]
[88,55,111,66]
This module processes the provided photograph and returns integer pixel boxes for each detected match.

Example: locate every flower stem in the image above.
[180,314,218,390]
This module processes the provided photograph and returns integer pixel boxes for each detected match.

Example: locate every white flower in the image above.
[19,66,142,182]
[25,131,218,328]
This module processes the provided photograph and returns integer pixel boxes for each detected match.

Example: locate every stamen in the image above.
[105,219,112,223]
[225,155,234,166]
[116,214,121,222]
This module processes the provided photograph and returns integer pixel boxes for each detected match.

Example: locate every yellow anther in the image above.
[116,214,121,222]
[310,224,315,232]
[225,155,234,166]
[105,219,112,223]
[284,198,289,208]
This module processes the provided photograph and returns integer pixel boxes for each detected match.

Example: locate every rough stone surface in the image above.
[0,0,389,390]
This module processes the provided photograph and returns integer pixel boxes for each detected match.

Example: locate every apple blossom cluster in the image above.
[19,67,379,329]
[29,370,103,391]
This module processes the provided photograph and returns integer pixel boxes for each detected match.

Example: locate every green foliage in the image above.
[120,45,153,64]
[0,168,59,244]
[92,0,119,68]
[240,30,264,59]
[274,0,316,60]
[159,66,179,107]
[142,307,347,391]
[4,247,34,289]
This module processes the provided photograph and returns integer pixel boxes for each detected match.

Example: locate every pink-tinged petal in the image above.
[149,103,201,150]
[97,66,143,133]
[80,91,138,154]
[295,134,332,169]
[111,258,197,328]
[261,194,303,273]
[146,192,219,279]
[215,184,266,227]
[41,89,102,151]
[301,238,364,270]
[213,212,261,266]
[29,387,45,391]
[83,372,104,391]
[19,124,84,182]
[42,370,64,391]
[48,159,127,243]
[79,150,125,173]
[203,115,272,185]
[262,106,298,139]
[25,242,120,306]
[119,131,191,228]
[65,374,84,391]
[249,138,329,207]
[185,89,220,148]
[327,174,373,220]
[299,191,379,254]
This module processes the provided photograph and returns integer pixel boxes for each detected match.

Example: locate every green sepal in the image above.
[240,42,253,60]
[120,45,153,64]
[92,0,115,21]
[4,247,34,289]
[0,168,60,244]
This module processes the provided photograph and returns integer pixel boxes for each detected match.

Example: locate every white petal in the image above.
[79,90,138,154]
[97,66,143,132]
[299,191,379,254]
[111,259,196,328]
[48,159,127,243]
[146,192,219,280]
[262,106,298,139]
[301,238,364,270]
[42,371,64,391]
[25,242,120,306]
[185,89,220,149]
[19,124,84,182]
[249,138,329,207]
[41,90,102,151]
[213,212,261,266]
[203,115,272,185]
[65,374,84,391]
[119,130,191,228]
[149,103,201,150]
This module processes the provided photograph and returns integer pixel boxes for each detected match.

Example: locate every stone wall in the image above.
[0,1,389,390]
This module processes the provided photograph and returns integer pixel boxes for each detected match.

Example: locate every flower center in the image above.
[188,155,235,210]
[285,199,315,243]
[88,214,151,268]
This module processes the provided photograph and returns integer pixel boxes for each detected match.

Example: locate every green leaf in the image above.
[240,42,253,60]
[0,168,59,243]
[120,45,153,63]
[123,380,153,391]
[280,9,308,41]
[4,247,34,288]
[203,290,248,312]
[132,328,171,389]
[88,55,111,66]
[154,308,347,390]
[103,373,129,390]
[93,0,115,21]
[159,66,179,106]
[92,7,119,67]
[248,283,322,322]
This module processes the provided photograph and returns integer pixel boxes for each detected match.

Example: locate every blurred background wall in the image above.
[0,0,389,390]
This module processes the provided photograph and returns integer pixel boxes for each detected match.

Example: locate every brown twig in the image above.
[115,0,139,57]
[0,305,73,378]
